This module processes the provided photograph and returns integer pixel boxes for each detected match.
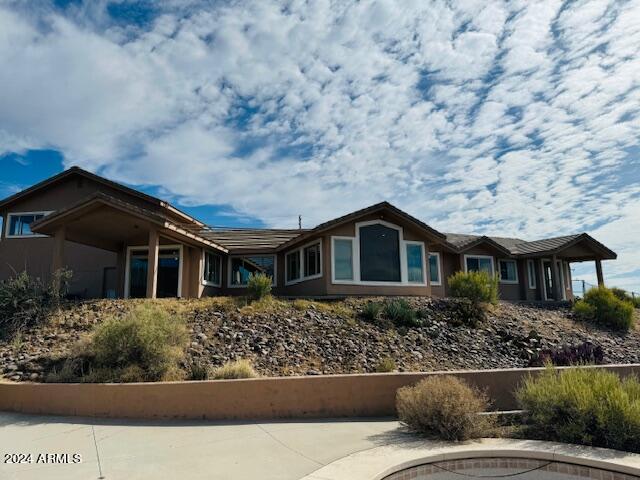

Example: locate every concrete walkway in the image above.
[0,413,405,480]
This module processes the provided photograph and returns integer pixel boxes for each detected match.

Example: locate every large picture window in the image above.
[331,221,428,286]
[465,255,494,275]
[230,255,275,286]
[203,251,221,286]
[6,212,48,237]
[359,224,400,282]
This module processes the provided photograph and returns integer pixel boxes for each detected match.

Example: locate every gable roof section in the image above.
[0,166,204,227]
[276,201,448,251]
[31,192,227,253]
[445,233,515,256]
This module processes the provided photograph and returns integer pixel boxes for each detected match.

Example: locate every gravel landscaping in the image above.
[0,297,638,382]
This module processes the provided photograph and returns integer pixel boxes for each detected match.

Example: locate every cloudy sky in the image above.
[0,0,639,292]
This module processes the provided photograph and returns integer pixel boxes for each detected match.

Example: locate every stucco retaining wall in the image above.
[1,364,638,420]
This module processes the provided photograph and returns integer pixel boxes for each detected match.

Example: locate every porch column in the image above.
[459,254,465,272]
[51,226,66,273]
[551,254,562,301]
[595,259,604,287]
[181,246,191,298]
[146,228,159,299]
[116,245,126,298]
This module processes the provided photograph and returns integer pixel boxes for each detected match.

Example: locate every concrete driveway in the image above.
[0,413,406,480]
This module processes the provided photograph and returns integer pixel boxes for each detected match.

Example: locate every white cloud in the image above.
[0,0,639,291]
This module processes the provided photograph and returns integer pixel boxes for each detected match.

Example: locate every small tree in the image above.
[247,272,272,301]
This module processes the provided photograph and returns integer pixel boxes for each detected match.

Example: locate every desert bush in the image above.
[188,361,210,380]
[397,375,495,441]
[573,287,635,331]
[529,342,604,367]
[0,269,72,336]
[447,298,487,327]
[517,367,640,452]
[448,271,498,305]
[246,272,272,301]
[213,359,258,379]
[383,299,421,328]
[87,303,188,381]
[361,301,382,322]
[375,356,397,372]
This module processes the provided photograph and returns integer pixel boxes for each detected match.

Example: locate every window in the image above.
[286,250,300,283]
[6,212,48,237]
[304,243,321,277]
[230,255,275,286]
[527,260,536,289]
[203,251,221,286]
[465,255,494,274]
[333,238,353,281]
[499,259,518,283]
[429,253,441,285]
[359,224,400,282]
[406,243,424,283]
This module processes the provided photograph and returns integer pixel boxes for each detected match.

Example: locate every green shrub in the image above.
[383,299,421,328]
[0,269,72,336]
[88,303,188,381]
[247,273,272,301]
[213,359,258,379]
[447,298,487,327]
[375,356,397,373]
[396,375,496,441]
[517,367,640,452]
[448,270,498,305]
[573,287,635,331]
[611,287,632,302]
[361,301,382,322]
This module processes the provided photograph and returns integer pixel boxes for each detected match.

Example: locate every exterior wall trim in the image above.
[527,259,537,289]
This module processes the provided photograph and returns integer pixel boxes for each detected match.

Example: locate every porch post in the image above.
[459,254,465,272]
[551,254,562,301]
[146,228,159,299]
[595,259,604,287]
[181,245,190,298]
[51,226,66,274]
[116,245,126,298]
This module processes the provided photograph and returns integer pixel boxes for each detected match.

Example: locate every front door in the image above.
[127,246,181,298]
[541,259,566,300]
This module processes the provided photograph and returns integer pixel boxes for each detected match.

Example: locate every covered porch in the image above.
[31,193,227,299]
[525,233,617,301]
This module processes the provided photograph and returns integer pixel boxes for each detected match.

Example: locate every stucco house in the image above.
[0,167,616,301]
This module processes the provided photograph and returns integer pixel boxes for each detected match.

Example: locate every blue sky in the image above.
[1,0,639,292]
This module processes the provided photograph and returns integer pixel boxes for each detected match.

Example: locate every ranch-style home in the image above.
[0,167,616,302]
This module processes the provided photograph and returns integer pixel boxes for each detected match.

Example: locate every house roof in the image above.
[444,232,616,259]
[31,192,227,253]
[199,228,309,252]
[276,201,448,251]
[0,166,204,227]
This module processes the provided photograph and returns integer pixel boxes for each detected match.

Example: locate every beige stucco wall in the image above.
[1,365,637,420]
